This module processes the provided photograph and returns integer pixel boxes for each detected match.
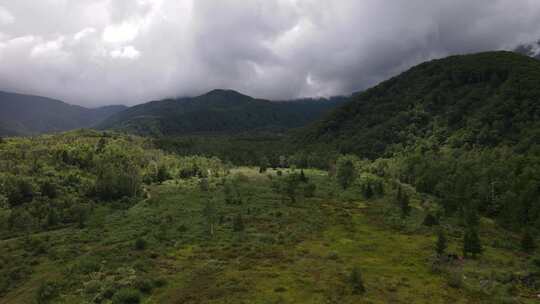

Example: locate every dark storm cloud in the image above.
[0,0,539,107]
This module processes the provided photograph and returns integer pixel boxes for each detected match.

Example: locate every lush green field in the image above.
[1,165,536,303]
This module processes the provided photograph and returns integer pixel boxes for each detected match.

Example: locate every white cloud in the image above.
[102,22,140,43]
[74,28,97,41]
[30,37,65,58]
[0,5,14,25]
[110,45,141,59]
[0,0,539,107]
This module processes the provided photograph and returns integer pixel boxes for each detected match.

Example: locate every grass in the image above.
[0,168,536,303]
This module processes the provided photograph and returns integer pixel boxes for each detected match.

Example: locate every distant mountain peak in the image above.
[202,89,251,99]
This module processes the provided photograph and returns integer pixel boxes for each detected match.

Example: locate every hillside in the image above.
[297,51,540,158]
[0,91,127,136]
[99,89,346,136]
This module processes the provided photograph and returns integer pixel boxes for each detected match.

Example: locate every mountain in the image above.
[98,89,346,136]
[296,51,540,158]
[0,91,127,136]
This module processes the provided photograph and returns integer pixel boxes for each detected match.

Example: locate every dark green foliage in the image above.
[349,267,366,294]
[199,178,209,192]
[96,137,107,153]
[233,214,245,232]
[299,169,308,183]
[5,177,34,207]
[398,190,411,218]
[134,238,147,250]
[303,182,317,198]
[521,230,536,253]
[463,227,483,258]
[465,209,480,228]
[36,281,59,304]
[423,213,439,226]
[45,208,59,228]
[436,230,447,256]
[134,277,154,294]
[156,165,170,184]
[94,165,141,201]
[112,288,141,304]
[337,159,355,189]
[362,183,373,199]
[40,181,58,199]
[71,203,90,229]
[202,199,218,236]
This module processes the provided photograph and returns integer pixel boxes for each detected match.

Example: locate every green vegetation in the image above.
[0,131,538,303]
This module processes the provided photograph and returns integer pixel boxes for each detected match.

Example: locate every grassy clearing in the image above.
[0,168,536,303]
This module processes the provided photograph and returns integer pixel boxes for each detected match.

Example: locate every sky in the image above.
[0,0,540,107]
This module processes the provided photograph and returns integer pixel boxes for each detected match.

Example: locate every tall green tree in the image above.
[399,192,411,218]
[521,230,536,253]
[463,227,482,258]
[202,199,217,236]
[337,159,356,189]
[436,229,447,257]
[349,267,366,294]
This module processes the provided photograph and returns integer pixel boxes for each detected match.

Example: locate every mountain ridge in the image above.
[0,91,127,136]
[98,89,347,136]
[295,51,540,158]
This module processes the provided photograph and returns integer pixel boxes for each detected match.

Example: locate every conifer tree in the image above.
[233,214,245,232]
[399,192,411,218]
[521,230,536,253]
[349,267,366,294]
[463,227,482,258]
[436,229,447,257]
[363,183,373,199]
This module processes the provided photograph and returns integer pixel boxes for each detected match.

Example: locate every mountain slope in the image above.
[296,51,540,158]
[99,89,346,136]
[0,91,127,136]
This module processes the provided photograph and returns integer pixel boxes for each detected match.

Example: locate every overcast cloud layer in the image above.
[0,0,540,107]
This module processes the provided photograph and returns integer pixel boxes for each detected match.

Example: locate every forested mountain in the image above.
[0,91,127,136]
[99,89,346,136]
[297,51,540,158]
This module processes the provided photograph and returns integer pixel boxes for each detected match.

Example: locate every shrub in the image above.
[36,281,59,304]
[233,214,245,232]
[134,277,153,294]
[134,238,147,251]
[112,288,141,304]
[521,230,536,253]
[447,271,463,289]
[423,213,439,226]
[303,182,316,198]
[349,267,366,294]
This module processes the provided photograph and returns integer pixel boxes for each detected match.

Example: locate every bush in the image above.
[36,281,59,304]
[112,288,141,304]
[134,277,153,294]
[423,213,439,226]
[349,267,366,294]
[303,182,316,198]
[134,238,147,251]
[447,271,463,289]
